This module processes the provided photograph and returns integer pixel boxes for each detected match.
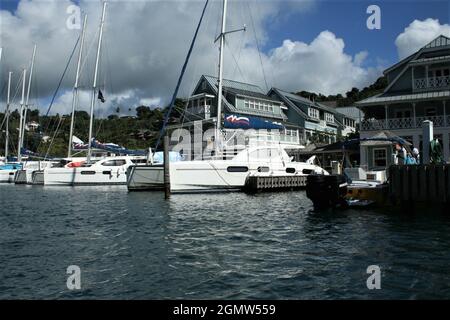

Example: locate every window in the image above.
[308,108,319,119]
[81,171,96,175]
[102,160,126,167]
[244,98,275,113]
[249,148,281,161]
[227,166,248,172]
[325,113,334,123]
[395,109,412,118]
[286,168,296,174]
[285,129,298,137]
[429,68,450,78]
[344,118,354,127]
[373,148,387,167]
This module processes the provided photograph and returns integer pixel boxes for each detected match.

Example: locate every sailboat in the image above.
[13,45,61,184]
[127,0,328,192]
[41,1,146,186]
[0,68,22,183]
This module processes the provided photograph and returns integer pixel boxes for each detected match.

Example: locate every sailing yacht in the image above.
[0,62,38,183]
[40,1,146,186]
[127,0,328,193]
[10,45,60,184]
[0,69,18,183]
[42,156,136,185]
[127,145,327,192]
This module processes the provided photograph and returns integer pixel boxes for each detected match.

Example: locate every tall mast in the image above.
[21,44,37,154]
[17,69,27,162]
[215,0,228,153]
[68,14,88,158]
[87,1,107,163]
[5,71,12,160]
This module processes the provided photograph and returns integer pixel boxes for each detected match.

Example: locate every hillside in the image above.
[0,76,386,157]
[295,76,388,107]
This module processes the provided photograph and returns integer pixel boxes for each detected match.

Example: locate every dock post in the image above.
[163,135,170,199]
[422,120,433,164]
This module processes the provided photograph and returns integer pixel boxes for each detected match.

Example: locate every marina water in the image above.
[1,184,449,299]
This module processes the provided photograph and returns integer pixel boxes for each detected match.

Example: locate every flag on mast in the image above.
[98,90,106,103]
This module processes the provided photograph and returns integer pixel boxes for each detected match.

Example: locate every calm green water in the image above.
[0,184,449,299]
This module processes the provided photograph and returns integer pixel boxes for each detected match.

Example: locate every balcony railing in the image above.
[414,75,450,90]
[361,115,450,131]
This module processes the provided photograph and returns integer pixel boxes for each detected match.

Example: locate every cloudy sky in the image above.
[0,0,449,117]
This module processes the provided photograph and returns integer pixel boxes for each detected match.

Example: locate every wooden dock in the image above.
[389,165,450,205]
[243,175,307,192]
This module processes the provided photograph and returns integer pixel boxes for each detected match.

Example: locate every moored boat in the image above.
[128,145,327,192]
[43,156,136,186]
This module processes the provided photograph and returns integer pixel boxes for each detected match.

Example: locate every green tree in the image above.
[136,105,152,119]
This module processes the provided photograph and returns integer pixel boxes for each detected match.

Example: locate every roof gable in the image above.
[424,35,450,49]
[381,35,450,95]
[202,75,265,95]
[383,35,450,76]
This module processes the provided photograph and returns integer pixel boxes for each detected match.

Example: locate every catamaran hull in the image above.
[0,170,17,183]
[127,161,325,193]
[14,169,33,184]
[43,167,128,186]
[14,162,55,184]
[32,171,44,185]
[127,165,165,191]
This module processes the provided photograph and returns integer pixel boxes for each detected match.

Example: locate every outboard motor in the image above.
[306,174,348,210]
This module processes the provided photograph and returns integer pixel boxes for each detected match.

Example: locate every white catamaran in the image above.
[42,1,146,186]
[0,69,20,183]
[127,0,328,193]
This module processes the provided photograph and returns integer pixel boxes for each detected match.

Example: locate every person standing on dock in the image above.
[412,147,420,164]
[394,143,407,165]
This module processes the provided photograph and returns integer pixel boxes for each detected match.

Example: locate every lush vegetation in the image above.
[295,76,388,107]
[0,102,185,158]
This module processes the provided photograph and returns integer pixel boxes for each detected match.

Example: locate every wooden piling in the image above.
[163,135,170,199]
[389,164,450,206]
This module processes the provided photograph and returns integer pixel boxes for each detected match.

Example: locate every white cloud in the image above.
[395,18,450,59]
[234,31,380,95]
[139,97,161,107]
[354,51,368,67]
[1,0,380,116]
